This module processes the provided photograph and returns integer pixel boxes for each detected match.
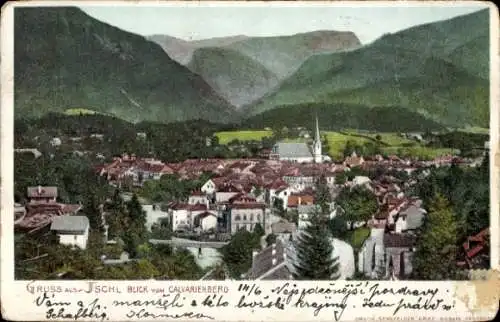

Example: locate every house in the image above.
[462,228,489,268]
[193,211,218,231]
[394,204,426,233]
[16,202,82,232]
[201,179,217,195]
[383,233,416,278]
[266,180,290,208]
[168,203,208,232]
[351,176,371,188]
[287,194,314,211]
[269,116,325,164]
[27,186,58,204]
[50,216,90,250]
[248,240,293,280]
[271,221,297,241]
[358,228,386,278]
[143,204,169,231]
[188,191,209,206]
[343,152,364,168]
[296,204,319,229]
[50,137,62,147]
[270,142,314,163]
[229,203,266,234]
[215,184,242,203]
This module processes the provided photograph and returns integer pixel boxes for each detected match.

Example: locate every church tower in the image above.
[313,114,322,163]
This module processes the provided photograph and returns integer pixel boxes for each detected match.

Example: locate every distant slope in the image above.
[226,30,362,79]
[246,9,490,128]
[15,7,238,123]
[188,47,280,107]
[241,103,444,132]
[148,34,249,65]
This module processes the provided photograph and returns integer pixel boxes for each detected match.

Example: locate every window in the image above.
[74,235,78,241]
[257,214,261,221]
[236,224,240,230]
[250,214,254,221]
[243,215,247,221]
[235,215,241,221]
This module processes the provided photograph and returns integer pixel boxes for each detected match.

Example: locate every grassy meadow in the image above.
[215,130,273,144]
[217,129,460,160]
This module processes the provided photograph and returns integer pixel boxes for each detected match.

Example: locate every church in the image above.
[269,115,330,163]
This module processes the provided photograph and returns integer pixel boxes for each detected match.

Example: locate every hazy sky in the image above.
[80,2,488,44]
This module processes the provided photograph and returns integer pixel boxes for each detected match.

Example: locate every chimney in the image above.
[252,251,259,258]
[37,185,42,194]
[272,258,277,266]
[272,243,276,249]
[298,197,302,205]
[272,249,276,256]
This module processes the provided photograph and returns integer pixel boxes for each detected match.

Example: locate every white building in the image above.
[143,204,169,231]
[194,211,218,231]
[201,179,217,195]
[50,216,90,250]
[169,203,208,232]
[269,115,329,164]
[230,203,266,234]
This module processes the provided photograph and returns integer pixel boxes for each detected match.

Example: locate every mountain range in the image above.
[151,30,361,107]
[14,7,238,123]
[14,7,490,130]
[246,8,490,128]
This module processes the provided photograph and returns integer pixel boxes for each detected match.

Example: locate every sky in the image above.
[80,2,489,44]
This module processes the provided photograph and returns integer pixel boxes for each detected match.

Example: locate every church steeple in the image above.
[313,113,322,163]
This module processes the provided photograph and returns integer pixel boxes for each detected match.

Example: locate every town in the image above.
[13,116,490,281]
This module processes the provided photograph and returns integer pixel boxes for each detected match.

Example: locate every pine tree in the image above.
[126,194,147,241]
[412,193,459,280]
[83,193,103,232]
[292,210,340,280]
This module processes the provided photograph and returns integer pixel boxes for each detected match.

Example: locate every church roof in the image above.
[274,142,312,159]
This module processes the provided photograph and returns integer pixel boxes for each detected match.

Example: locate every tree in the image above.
[253,223,265,238]
[328,216,348,240]
[412,194,459,280]
[315,175,331,211]
[220,230,261,279]
[126,194,146,230]
[265,233,277,247]
[292,209,340,280]
[82,192,103,233]
[336,186,378,228]
[335,172,348,185]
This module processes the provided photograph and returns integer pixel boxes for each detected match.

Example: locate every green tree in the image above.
[335,172,348,185]
[314,175,331,211]
[265,233,277,247]
[293,209,340,280]
[328,216,349,240]
[220,230,261,279]
[82,192,103,233]
[336,186,378,228]
[412,194,459,280]
[253,223,265,238]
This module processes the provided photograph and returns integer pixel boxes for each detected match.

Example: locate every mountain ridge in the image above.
[15,7,239,123]
[245,8,490,128]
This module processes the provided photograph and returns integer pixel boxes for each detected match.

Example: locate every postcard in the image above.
[1,0,499,321]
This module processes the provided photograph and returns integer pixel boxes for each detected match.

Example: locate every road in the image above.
[149,238,229,249]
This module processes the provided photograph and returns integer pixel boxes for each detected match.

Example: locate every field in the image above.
[217,129,459,160]
[215,130,272,144]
